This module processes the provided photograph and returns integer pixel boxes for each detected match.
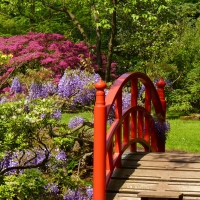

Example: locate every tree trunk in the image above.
[30,0,36,31]
[91,5,103,76]
[40,0,91,48]
[105,0,117,82]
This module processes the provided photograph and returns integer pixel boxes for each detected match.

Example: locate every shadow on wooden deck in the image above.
[106,152,200,200]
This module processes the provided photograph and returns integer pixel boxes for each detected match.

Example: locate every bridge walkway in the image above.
[106,152,200,200]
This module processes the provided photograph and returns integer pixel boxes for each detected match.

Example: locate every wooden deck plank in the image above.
[107,179,200,193]
[111,168,200,182]
[107,152,200,199]
[122,152,200,163]
[121,160,200,170]
[106,193,140,200]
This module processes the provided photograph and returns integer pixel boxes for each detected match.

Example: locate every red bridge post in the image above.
[93,79,107,200]
[156,78,166,151]
[156,78,166,118]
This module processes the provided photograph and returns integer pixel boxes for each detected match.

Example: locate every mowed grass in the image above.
[166,119,200,153]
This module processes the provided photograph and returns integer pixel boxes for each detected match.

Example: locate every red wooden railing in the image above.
[93,72,166,200]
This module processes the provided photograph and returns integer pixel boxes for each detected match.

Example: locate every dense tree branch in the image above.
[0,150,50,175]
[105,0,117,82]
[91,5,103,73]
[51,121,94,138]
[40,0,91,48]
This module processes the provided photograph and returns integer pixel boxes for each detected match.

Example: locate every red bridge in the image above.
[93,72,200,200]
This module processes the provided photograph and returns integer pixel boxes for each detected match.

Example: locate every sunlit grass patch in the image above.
[166,119,200,153]
[61,111,93,125]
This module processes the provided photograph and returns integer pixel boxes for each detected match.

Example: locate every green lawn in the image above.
[166,119,200,153]
[62,112,200,153]
[61,111,93,124]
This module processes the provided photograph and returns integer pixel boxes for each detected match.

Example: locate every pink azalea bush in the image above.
[0,32,116,91]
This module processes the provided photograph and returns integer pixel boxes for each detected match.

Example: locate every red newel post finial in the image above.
[94,78,106,105]
[94,78,106,89]
[156,78,166,89]
[93,78,107,200]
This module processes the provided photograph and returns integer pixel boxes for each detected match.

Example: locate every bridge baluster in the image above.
[138,110,143,139]
[145,86,151,112]
[106,144,113,187]
[115,91,122,168]
[144,86,151,151]
[130,79,138,151]
[123,115,129,145]
[130,111,137,152]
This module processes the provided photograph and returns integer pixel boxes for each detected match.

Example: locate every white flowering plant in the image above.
[0,97,61,156]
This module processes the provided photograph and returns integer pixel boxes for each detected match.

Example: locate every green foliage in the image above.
[0,169,47,200]
[0,0,77,36]
[115,0,176,76]
[54,137,74,151]
[0,98,60,153]
[163,18,200,113]
[0,67,96,197]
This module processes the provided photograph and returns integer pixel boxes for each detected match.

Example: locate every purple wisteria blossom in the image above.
[138,84,145,98]
[68,116,84,129]
[52,109,62,120]
[10,77,23,93]
[55,150,67,162]
[0,152,18,174]
[154,120,170,142]
[45,183,59,197]
[34,150,49,165]
[85,186,93,199]
[165,79,173,89]
[28,83,43,99]
[58,69,100,107]
[0,97,7,104]
[63,189,79,200]
[63,187,92,200]
[28,82,57,100]
[1,152,12,169]
[41,109,61,120]
[0,149,51,175]
[122,91,131,110]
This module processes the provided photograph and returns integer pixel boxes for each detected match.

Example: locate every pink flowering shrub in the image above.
[0,32,92,72]
[0,32,114,89]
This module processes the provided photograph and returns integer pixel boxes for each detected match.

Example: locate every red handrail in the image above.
[93,72,166,200]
